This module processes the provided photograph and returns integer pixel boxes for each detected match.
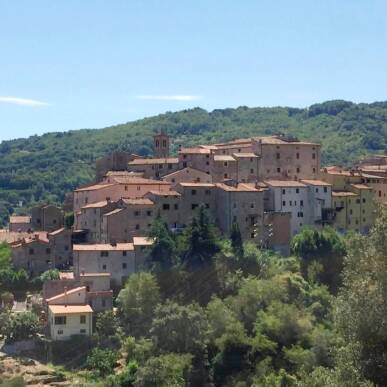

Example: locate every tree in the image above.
[183,206,220,270]
[95,310,120,338]
[5,311,39,342]
[0,242,11,272]
[230,222,243,257]
[39,269,60,282]
[150,301,208,354]
[86,348,119,377]
[148,215,176,271]
[134,353,193,387]
[291,226,346,293]
[335,206,387,385]
[116,272,160,337]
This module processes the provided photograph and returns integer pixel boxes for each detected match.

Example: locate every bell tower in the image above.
[153,130,170,158]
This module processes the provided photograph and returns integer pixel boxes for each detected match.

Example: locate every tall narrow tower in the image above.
[153,130,170,158]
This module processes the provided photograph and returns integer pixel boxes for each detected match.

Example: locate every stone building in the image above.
[9,216,31,232]
[127,157,179,179]
[31,205,64,232]
[153,131,170,158]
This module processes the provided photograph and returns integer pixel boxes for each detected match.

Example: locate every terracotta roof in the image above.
[46,287,86,303]
[351,184,372,190]
[322,166,361,177]
[214,155,236,161]
[73,243,134,251]
[215,143,252,150]
[213,138,252,146]
[121,198,154,205]
[82,200,112,209]
[264,180,307,188]
[232,153,258,158]
[114,177,170,185]
[48,228,66,236]
[75,183,116,192]
[332,191,358,197]
[300,180,332,186]
[104,208,123,217]
[0,230,48,244]
[105,171,134,176]
[48,304,93,314]
[59,272,74,280]
[253,135,320,146]
[179,147,212,154]
[128,158,178,165]
[80,272,111,277]
[147,190,181,196]
[9,216,31,224]
[162,167,208,179]
[179,182,215,188]
[216,183,262,192]
[133,237,154,246]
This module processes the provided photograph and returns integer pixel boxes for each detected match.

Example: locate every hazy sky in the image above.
[1,0,387,141]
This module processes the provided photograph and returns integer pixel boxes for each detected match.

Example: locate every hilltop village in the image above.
[1,131,386,342]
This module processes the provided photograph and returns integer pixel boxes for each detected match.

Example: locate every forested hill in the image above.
[0,99,386,224]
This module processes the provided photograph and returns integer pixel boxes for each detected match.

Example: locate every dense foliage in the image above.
[73,207,385,386]
[1,100,387,225]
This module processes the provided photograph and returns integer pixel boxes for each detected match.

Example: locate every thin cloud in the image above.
[136,95,202,101]
[0,96,49,106]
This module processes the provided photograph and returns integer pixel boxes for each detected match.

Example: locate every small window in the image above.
[191,190,197,196]
[80,315,86,324]
[57,330,63,335]
[250,168,254,174]
[250,203,254,208]
[101,251,109,257]
[224,174,228,178]
[282,189,286,195]
[296,167,300,173]
[205,190,211,195]
[123,263,127,269]
[168,164,172,169]
[300,200,304,206]
[174,203,179,210]
[163,203,170,210]
[102,299,106,307]
[312,153,316,159]
[224,162,228,167]
[282,201,286,206]
[123,251,127,256]
[324,187,328,193]
[277,168,281,173]
[276,153,280,159]
[29,248,34,255]
[46,248,51,254]
[315,188,319,193]
[135,224,140,230]
[183,162,187,168]
[362,198,366,203]
[205,203,210,209]
[296,188,299,194]
[250,233,255,239]
[55,316,66,325]
[137,186,141,191]
[102,264,107,270]
[192,204,198,210]
[296,153,300,159]
[313,168,316,173]
[134,211,140,216]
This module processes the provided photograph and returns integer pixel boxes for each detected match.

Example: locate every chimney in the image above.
[34,233,39,240]
[106,197,111,202]
[111,240,117,247]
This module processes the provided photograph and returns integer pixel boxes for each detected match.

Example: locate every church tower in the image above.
[153,130,170,158]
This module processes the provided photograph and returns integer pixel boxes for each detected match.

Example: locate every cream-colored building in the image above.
[46,286,93,341]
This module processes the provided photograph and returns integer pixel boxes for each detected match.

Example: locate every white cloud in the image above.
[136,95,202,101]
[0,96,49,106]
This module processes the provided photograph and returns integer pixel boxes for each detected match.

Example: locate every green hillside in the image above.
[0,99,386,225]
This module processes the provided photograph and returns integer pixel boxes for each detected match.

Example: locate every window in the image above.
[296,188,299,194]
[206,161,209,165]
[123,263,127,269]
[123,251,127,256]
[296,167,300,173]
[174,203,179,210]
[282,189,286,195]
[46,248,51,254]
[183,162,187,168]
[379,190,382,197]
[356,199,361,204]
[168,164,172,169]
[183,154,187,159]
[191,189,197,195]
[135,224,140,230]
[224,173,228,178]
[250,203,254,208]
[137,186,141,191]
[324,187,328,193]
[276,153,280,159]
[289,201,293,206]
[134,210,140,217]
[147,210,152,216]
[205,203,210,209]
[250,168,254,174]
[53,219,57,224]
[350,209,353,215]
[300,200,304,206]
[224,162,228,167]
[315,188,319,193]
[155,140,159,147]
[250,233,255,239]
[163,203,170,210]
[57,330,63,335]
[233,216,237,222]
[125,186,128,191]
[80,315,86,324]
[158,164,163,169]
[282,201,286,206]
[163,139,167,147]
[29,248,34,255]
[313,168,316,173]
[192,204,198,210]
[55,316,66,325]
[277,168,281,173]
[102,264,107,270]
[102,299,106,307]
[101,251,109,257]
[296,153,300,159]
[362,198,366,203]
[205,189,211,195]
[312,153,316,159]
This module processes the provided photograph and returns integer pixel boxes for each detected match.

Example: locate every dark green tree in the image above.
[230,222,244,257]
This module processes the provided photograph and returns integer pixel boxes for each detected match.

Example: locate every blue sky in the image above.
[1,0,386,141]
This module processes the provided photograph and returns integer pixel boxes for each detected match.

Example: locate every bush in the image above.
[86,348,119,377]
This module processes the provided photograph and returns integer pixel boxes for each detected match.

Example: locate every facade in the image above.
[31,205,64,232]
[9,216,31,232]
[73,242,152,286]
[127,157,179,179]
[96,151,140,182]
